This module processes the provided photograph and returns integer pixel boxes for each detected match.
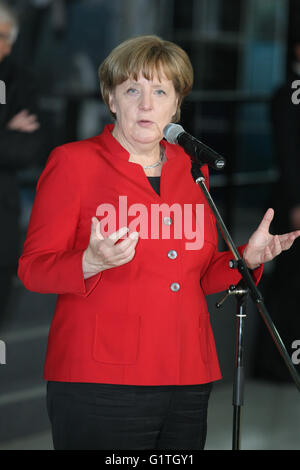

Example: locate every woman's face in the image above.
[109,71,178,152]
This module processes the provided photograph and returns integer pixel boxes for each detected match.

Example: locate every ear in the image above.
[108,91,116,114]
[171,95,179,122]
[173,95,179,116]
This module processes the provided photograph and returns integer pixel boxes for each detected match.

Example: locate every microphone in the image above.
[163,123,226,170]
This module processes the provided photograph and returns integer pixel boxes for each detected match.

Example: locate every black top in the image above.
[147,176,160,196]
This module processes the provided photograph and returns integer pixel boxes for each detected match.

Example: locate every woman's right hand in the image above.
[82,217,139,279]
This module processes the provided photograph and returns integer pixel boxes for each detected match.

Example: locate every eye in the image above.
[155,89,166,95]
[126,88,139,95]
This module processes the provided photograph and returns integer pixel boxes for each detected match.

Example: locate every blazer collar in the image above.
[98,123,177,162]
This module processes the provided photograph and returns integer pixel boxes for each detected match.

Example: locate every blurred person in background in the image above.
[0,0,43,327]
[254,39,300,382]
[18,35,300,450]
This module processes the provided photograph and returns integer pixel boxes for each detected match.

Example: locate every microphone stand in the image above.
[190,162,300,450]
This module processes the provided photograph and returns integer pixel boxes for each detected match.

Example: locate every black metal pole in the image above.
[232,285,248,450]
[217,282,248,450]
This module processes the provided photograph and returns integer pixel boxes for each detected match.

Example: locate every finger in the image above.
[91,217,104,240]
[110,244,136,264]
[283,230,300,240]
[107,226,129,245]
[256,208,274,233]
[22,121,39,130]
[129,231,139,241]
[280,233,299,251]
[118,231,139,246]
[14,111,30,121]
[30,122,40,130]
[100,240,137,266]
[263,244,274,262]
[117,247,137,265]
[21,123,40,132]
[16,110,29,117]
[115,232,139,253]
[17,111,38,123]
[24,116,39,126]
[13,116,35,126]
[105,232,139,261]
[120,234,139,260]
[13,116,29,126]
[271,234,282,256]
[26,113,38,121]
[277,231,300,249]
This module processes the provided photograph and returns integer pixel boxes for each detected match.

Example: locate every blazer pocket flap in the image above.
[93,311,140,365]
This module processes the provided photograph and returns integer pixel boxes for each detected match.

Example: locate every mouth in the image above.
[137,120,154,127]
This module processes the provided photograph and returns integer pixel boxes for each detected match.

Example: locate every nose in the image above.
[139,90,153,110]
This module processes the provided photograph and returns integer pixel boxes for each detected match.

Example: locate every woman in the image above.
[18,35,300,450]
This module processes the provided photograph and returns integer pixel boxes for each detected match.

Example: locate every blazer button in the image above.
[163,216,172,225]
[168,250,177,260]
[170,282,180,292]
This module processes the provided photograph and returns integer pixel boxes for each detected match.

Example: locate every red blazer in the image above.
[18,124,263,385]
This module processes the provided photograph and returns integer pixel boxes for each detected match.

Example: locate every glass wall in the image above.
[159,0,288,208]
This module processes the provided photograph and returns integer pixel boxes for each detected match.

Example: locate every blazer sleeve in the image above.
[17,146,102,296]
[200,242,263,296]
[199,164,263,296]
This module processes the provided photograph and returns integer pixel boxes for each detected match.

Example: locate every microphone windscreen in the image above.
[163,123,184,144]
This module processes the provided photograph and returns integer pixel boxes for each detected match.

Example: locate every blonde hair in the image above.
[98,35,194,122]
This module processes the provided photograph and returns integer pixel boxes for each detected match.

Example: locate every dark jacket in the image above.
[253,73,300,382]
[270,72,300,232]
[0,58,44,268]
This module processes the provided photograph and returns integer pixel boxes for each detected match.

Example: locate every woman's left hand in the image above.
[243,208,300,270]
